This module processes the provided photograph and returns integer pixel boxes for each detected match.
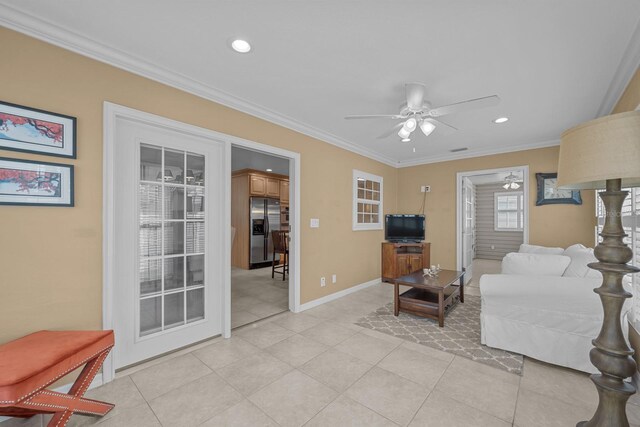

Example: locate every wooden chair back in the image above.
[272,230,288,254]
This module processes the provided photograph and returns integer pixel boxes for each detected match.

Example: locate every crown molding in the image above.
[396,138,561,168]
[597,17,640,116]
[0,4,397,167]
[1,4,633,170]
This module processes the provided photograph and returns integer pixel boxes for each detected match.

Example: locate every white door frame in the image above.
[455,165,529,273]
[227,138,301,317]
[102,102,301,382]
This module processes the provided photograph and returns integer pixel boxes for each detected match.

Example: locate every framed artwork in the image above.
[0,100,76,158]
[535,172,581,206]
[0,157,74,206]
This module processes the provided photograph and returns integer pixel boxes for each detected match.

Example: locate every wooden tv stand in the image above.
[381,242,431,283]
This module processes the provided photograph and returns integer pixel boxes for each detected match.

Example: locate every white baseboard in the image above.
[296,278,381,312]
[0,373,104,423]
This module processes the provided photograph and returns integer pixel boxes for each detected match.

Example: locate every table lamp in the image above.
[558,111,640,426]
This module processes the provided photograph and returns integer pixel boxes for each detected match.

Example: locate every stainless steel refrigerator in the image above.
[250,197,282,267]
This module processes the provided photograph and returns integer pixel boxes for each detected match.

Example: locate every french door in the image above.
[112,116,224,369]
[462,177,475,283]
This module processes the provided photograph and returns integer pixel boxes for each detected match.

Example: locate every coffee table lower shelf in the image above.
[397,287,461,326]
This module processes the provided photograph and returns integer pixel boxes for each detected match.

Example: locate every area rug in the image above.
[355,295,524,375]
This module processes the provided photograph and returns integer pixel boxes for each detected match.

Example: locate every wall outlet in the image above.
[310,218,320,228]
[491,245,495,250]
[421,185,431,193]
[332,274,337,284]
[320,277,326,287]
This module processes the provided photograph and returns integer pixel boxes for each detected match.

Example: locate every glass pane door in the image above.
[139,143,206,338]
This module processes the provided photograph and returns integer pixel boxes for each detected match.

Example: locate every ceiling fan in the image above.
[345,83,500,142]
[503,172,522,190]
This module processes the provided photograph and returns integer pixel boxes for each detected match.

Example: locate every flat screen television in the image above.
[385,214,425,242]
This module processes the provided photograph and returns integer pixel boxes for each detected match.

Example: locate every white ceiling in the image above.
[1,1,639,167]
[232,146,289,175]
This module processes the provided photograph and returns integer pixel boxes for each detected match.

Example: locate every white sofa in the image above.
[480,244,631,373]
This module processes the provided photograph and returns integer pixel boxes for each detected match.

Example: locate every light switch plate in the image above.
[310,218,320,228]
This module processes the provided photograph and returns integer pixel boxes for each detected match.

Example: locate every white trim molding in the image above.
[398,139,560,168]
[4,4,636,171]
[103,102,302,380]
[597,17,640,116]
[352,169,384,231]
[0,3,396,168]
[298,278,381,312]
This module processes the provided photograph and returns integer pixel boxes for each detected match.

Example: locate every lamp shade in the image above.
[557,111,640,190]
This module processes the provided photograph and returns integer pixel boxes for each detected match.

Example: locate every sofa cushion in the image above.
[502,253,571,276]
[518,243,564,255]
[563,244,601,279]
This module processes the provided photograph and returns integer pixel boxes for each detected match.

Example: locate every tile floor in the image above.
[231,266,289,329]
[7,264,640,427]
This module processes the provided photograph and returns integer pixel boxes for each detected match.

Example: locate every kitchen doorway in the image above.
[103,103,301,381]
[230,146,293,328]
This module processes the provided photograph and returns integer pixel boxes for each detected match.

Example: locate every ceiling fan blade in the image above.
[376,122,404,139]
[424,118,457,135]
[344,114,403,120]
[429,95,500,117]
[405,83,426,111]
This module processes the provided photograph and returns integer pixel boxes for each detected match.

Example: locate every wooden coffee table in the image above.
[393,270,465,327]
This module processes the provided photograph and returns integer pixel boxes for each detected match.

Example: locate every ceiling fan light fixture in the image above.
[398,127,411,139]
[401,138,411,143]
[419,120,436,137]
[503,172,521,190]
[404,117,417,131]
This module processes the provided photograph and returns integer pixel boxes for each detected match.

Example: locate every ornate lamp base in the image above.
[578,179,639,427]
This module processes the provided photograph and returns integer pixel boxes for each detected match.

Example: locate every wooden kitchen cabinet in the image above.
[280,180,289,203]
[231,169,290,269]
[266,178,280,198]
[250,175,267,196]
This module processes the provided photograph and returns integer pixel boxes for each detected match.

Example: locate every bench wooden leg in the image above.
[14,346,114,427]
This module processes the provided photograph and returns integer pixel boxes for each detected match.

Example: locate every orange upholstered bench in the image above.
[0,330,115,427]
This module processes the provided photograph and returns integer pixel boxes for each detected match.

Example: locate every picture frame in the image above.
[0,100,76,159]
[0,157,74,207]
[535,172,582,206]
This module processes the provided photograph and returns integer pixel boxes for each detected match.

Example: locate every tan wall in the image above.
[396,146,597,269]
[0,28,397,343]
[0,26,635,346]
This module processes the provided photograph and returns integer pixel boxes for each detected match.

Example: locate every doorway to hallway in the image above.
[456,166,529,284]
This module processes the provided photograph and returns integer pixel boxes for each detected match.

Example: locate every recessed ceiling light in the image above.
[493,117,509,124]
[266,168,273,172]
[231,39,251,53]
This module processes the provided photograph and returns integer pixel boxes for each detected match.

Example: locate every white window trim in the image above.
[353,169,383,231]
[494,191,524,231]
